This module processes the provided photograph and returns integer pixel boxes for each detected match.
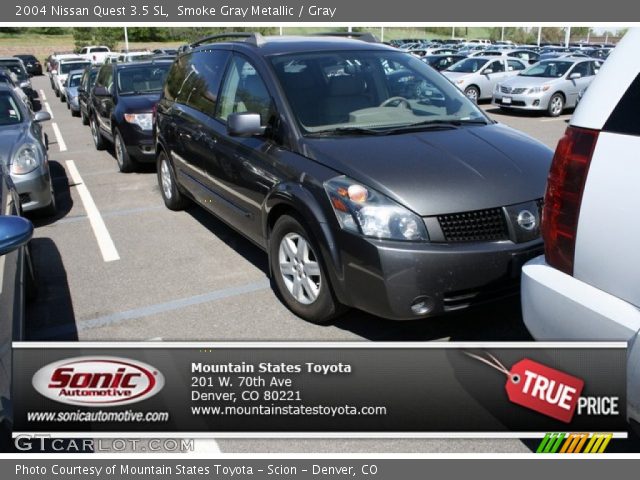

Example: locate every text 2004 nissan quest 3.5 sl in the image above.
[154,33,553,323]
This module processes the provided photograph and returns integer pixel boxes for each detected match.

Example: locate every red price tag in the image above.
[506,359,584,423]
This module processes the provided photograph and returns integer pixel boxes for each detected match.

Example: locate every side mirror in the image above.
[227,113,264,137]
[93,85,110,97]
[569,72,582,80]
[483,69,493,75]
[0,216,33,256]
[51,69,57,75]
[19,81,30,89]
[34,111,51,123]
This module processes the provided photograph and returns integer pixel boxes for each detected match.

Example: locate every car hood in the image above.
[302,123,553,216]
[503,75,561,87]
[117,93,161,112]
[0,124,27,166]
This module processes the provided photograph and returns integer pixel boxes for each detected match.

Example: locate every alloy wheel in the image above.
[278,233,322,305]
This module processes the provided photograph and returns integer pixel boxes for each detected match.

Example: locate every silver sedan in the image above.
[442,56,527,102]
[492,57,602,116]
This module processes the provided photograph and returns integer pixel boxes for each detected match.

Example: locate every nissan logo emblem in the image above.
[517,210,536,231]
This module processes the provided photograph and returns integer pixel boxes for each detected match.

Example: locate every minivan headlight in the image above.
[11,145,40,175]
[324,176,429,241]
[124,113,153,130]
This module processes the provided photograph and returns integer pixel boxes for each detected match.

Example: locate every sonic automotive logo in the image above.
[32,357,164,406]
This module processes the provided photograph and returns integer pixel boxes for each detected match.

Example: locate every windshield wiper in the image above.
[382,118,488,134]
[306,126,387,137]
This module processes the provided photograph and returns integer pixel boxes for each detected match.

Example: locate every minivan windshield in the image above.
[270,50,487,134]
[520,60,573,78]
[0,61,28,81]
[117,64,170,95]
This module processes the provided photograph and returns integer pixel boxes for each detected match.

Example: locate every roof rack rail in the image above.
[189,32,265,49]
[313,32,379,43]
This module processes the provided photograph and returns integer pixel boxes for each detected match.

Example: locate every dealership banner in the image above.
[7,0,640,22]
[12,342,627,437]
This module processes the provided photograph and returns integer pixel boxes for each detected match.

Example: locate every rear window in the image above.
[603,73,640,137]
[90,47,109,53]
[0,91,22,125]
[61,62,90,74]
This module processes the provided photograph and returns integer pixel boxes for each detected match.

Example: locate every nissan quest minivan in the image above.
[154,33,553,323]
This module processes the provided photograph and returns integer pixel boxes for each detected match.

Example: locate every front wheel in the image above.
[81,109,89,125]
[269,215,343,324]
[114,129,136,173]
[547,93,564,117]
[90,115,106,150]
[157,151,188,211]
[464,86,480,103]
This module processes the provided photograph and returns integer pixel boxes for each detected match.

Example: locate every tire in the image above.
[90,115,106,151]
[54,88,59,97]
[547,93,564,117]
[81,109,89,125]
[114,129,136,173]
[66,101,70,109]
[60,94,66,102]
[157,150,188,211]
[464,86,480,103]
[269,215,343,324]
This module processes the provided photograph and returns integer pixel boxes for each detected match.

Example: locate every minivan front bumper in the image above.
[333,231,543,320]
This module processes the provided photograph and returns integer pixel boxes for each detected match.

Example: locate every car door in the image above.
[478,59,506,98]
[565,61,592,106]
[165,50,231,204]
[93,65,114,139]
[206,54,281,242]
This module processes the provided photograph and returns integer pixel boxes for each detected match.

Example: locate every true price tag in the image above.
[506,358,584,423]
[466,352,584,423]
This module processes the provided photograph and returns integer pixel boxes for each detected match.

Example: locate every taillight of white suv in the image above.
[542,126,599,275]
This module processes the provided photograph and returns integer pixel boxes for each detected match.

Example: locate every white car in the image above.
[521,28,640,427]
[116,51,154,63]
[78,45,111,65]
[442,56,528,102]
[53,58,91,101]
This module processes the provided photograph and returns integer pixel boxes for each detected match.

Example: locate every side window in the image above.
[182,50,230,116]
[488,60,505,73]
[164,55,186,102]
[603,73,640,137]
[95,66,108,87]
[507,59,526,71]
[216,56,274,125]
[569,61,590,77]
[592,61,602,75]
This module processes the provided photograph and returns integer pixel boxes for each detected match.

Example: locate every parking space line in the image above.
[65,160,120,263]
[540,117,567,122]
[30,279,270,339]
[39,89,47,101]
[54,205,164,225]
[51,122,66,151]
[43,101,53,119]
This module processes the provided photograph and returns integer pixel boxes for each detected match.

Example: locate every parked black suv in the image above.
[155,33,553,323]
[90,60,172,172]
[13,54,42,76]
[78,65,100,125]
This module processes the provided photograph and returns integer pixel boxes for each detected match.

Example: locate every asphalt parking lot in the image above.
[23,74,591,453]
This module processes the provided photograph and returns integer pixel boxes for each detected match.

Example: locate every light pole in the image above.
[537,26,542,46]
[124,26,129,52]
[564,26,571,48]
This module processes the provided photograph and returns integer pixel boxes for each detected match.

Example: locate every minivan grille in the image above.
[437,208,509,242]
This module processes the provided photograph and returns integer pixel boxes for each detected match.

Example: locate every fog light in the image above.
[533,100,540,106]
[411,297,435,316]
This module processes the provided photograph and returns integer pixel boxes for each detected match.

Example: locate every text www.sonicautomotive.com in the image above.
[27,410,169,422]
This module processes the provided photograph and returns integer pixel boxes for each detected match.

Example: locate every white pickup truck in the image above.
[78,45,112,65]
